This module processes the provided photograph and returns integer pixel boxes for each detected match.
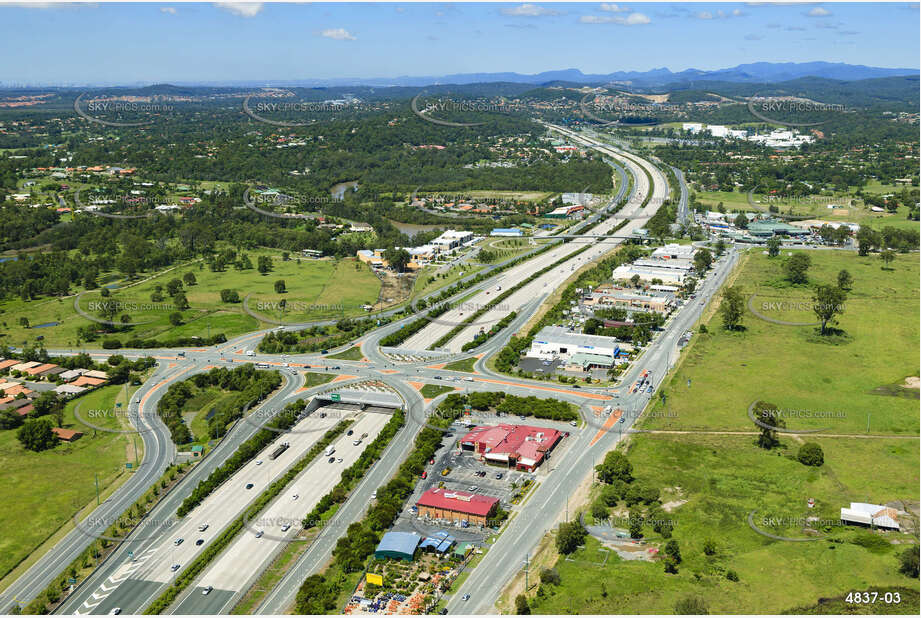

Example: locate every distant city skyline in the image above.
[0,2,918,86]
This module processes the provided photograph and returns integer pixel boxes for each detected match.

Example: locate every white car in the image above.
[202,586,213,595]
[255,460,263,466]
[255,530,264,538]
[281,524,291,532]
[109,609,121,615]
[198,524,209,532]
[292,494,299,500]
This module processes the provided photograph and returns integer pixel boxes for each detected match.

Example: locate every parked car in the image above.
[462,594,471,602]
[292,494,299,500]
[198,524,209,532]
[328,457,335,463]
[171,564,181,572]
[245,483,254,490]
[202,586,213,596]
[173,538,184,546]
[255,530,264,538]
[195,539,204,546]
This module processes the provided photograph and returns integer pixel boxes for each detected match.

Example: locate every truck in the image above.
[269,442,290,460]
[324,446,335,457]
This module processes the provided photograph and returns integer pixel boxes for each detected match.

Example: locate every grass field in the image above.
[420,384,454,399]
[643,249,919,436]
[326,346,364,361]
[697,189,919,232]
[443,357,477,373]
[0,252,381,349]
[524,247,919,614]
[0,383,141,581]
[302,372,335,387]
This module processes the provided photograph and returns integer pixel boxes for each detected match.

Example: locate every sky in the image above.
[0,1,918,85]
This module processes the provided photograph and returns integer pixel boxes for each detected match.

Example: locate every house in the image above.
[59,369,87,382]
[459,423,563,471]
[23,363,58,378]
[52,427,84,442]
[84,370,109,380]
[72,376,106,388]
[54,384,87,397]
[10,361,41,373]
[0,359,21,373]
[840,503,901,530]
[416,488,499,525]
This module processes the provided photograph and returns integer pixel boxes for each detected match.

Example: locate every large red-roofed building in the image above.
[460,424,563,471]
[416,488,498,526]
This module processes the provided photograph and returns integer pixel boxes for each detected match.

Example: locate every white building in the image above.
[612,264,688,285]
[840,503,901,530]
[431,229,474,251]
[651,243,697,260]
[633,258,694,272]
[528,326,620,362]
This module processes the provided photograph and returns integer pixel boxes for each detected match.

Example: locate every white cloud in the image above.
[744,33,764,40]
[580,12,649,25]
[160,7,176,15]
[600,3,631,12]
[807,6,831,17]
[696,8,744,20]
[696,11,713,19]
[501,4,560,17]
[215,3,263,18]
[320,28,356,40]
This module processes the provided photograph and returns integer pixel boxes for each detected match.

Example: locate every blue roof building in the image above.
[374,531,421,561]
[419,530,456,554]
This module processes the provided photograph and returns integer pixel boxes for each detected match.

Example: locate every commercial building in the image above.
[651,243,697,261]
[430,229,474,251]
[585,288,673,314]
[528,325,620,362]
[490,228,523,237]
[459,423,564,471]
[611,264,688,285]
[416,488,499,526]
[747,220,810,238]
[374,531,421,561]
[840,503,901,530]
[632,258,694,272]
[546,204,585,219]
[418,530,456,554]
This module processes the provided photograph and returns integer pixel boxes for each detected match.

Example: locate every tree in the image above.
[714,239,726,256]
[880,249,896,269]
[384,248,411,273]
[719,286,745,331]
[515,595,531,615]
[165,278,183,296]
[784,253,811,284]
[556,520,587,555]
[628,509,644,539]
[693,248,713,276]
[898,545,919,578]
[812,284,847,335]
[596,451,633,484]
[172,292,190,311]
[274,279,287,294]
[630,274,641,288]
[664,539,682,563]
[182,272,196,286]
[734,213,748,229]
[797,442,825,467]
[257,255,272,275]
[675,596,709,614]
[766,236,781,257]
[539,568,561,586]
[702,539,717,556]
[754,401,785,449]
[169,312,183,326]
[220,289,240,303]
[836,269,853,291]
[17,417,59,452]
[856,225,880,256]
[32,391,63,426]
[591,500,608,522]
[663,554,679,574]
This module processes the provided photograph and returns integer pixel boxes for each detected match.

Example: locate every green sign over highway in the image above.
[331,393,341,402]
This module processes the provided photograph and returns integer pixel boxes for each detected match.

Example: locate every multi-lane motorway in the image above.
[1,128,740,616]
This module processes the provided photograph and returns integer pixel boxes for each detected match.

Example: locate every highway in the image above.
[10,129,733,616]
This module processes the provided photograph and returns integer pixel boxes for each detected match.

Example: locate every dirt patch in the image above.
[660,499,688,512]
[903,376,920,389]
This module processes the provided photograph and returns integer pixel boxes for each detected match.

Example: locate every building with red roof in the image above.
[416,488,498,526]
[459,424,563,471]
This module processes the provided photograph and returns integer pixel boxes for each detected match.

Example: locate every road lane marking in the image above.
[590,410,621,446]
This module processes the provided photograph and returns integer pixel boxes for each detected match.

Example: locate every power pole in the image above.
[95,472,100,506]
[524,553,529,591]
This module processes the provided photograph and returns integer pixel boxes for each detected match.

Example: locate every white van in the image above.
[246,350,255,357]
[324,446,335,457]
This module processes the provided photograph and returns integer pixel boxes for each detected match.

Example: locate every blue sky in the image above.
[1,2,918,85]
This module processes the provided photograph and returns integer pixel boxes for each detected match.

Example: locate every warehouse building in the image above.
[459,423,563,471]
[840,503,901,530]
[416,488,499,526]
[490,227,523,237]
[651,243,697,260]
[374,531,421,561]
[528,325,620,362]
[612,263,688,285]
[430,229,474,251]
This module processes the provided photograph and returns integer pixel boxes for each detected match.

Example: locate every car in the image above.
[572,385,580,389]
[347,429,354,436]
[174,538,184,546]
[255,530,264,538]
[468,486,478,492]
[421,471,427,479]
[109,609,121,615]
[280,524,291,532]
[255,460,263,465]
[462,594,471,602]
[429,458,435,464]
[202,586,213,595]
[647,386,653,393]
[440,608,449,615]
[331,366,341,370]
[198,524,209,532]
[328,457,335,463]
[292,494,299,500]
[245,483,254,490]
[434,376,442,380]
[353,440,361,446]
[171,563,181,572]
[195,538,204,546]
[570,420,577,427]
[371,490,377,499]
[337,458,343,463]
[495,472,503,480]
[619,417,625,423]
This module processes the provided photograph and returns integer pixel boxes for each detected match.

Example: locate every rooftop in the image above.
[534,325,620,350]
[417,488,499,517]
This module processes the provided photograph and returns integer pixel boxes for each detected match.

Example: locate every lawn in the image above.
[528,433,919,615]
[0,383,140,581]
[326,346,365,361]
[643,250,919,436]
[524,247,919,615]
[443,357,477,373]
[0,252,381,349]
[302,371,336,387]
[420,384,455,399]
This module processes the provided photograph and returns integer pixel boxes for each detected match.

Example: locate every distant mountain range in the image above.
[166,61,917,90]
